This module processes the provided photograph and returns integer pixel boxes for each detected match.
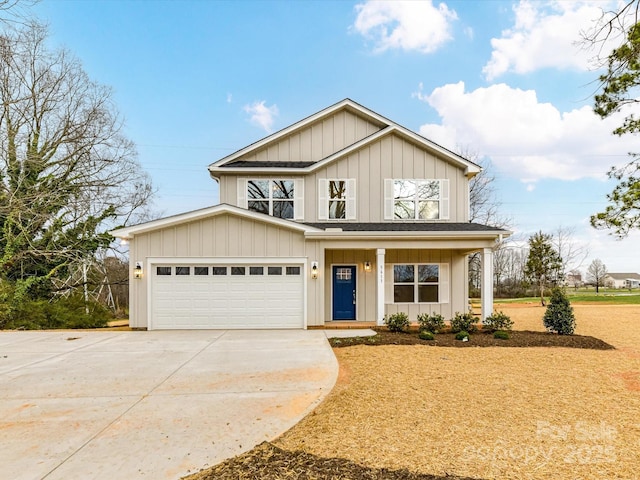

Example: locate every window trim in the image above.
[384,179,449,221]
[392,263,441,304]
[238,178,304,220]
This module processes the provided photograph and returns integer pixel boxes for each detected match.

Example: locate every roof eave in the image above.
[110,204,322,239]
[304,230,511,240]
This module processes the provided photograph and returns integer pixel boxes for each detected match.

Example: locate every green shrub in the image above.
[417,312,445,333]
[483,311,514,332]
[543,287,576,335]
[384,312,410,333]
[450,312,479,333]
[418,330,435,341]
[4,299,49,330]
[2,293,111,330]
[0,281,15,329]
[494,330,510,340]
[455,330,470,341]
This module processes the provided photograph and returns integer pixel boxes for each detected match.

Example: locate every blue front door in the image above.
[332,265,356,320]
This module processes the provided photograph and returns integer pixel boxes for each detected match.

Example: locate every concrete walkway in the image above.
[0,330,338,480]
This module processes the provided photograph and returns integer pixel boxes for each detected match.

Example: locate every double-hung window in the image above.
[384,179,449,220]
[318,179,356,220]
[246,179,295,219]
[393,264,446,303]
[239,178,303,220]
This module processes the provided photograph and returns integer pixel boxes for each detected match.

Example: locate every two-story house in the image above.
[111,99,510,330]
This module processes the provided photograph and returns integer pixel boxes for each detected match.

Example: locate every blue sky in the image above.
[32,0,640,274]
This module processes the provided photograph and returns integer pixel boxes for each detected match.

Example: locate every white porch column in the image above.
[481,247,494,320]
[376,248,385,326]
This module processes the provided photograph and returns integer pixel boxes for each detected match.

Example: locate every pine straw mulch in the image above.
[184,305,640,480]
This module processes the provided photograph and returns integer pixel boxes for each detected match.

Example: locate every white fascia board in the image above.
[110,204,321,239]
[208,99,390,169]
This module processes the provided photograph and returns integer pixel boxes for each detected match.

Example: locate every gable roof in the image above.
[303,222,507,232]
[209,99,481,177]
[303,222,510,240]
[109,204,322,239]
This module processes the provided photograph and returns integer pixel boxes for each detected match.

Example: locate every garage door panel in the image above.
[150,262,304,329]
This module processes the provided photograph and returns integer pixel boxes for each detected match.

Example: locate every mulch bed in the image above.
[186,442,480,480]
[329,328,615,350]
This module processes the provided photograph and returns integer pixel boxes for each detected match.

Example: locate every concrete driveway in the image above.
[0,330,338,480]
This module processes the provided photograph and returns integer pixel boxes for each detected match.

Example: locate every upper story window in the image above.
[384,179,449,220]
[318,179,356,220]
[238,178,303,220]
[329,181,346,219]
[248,180,294,219]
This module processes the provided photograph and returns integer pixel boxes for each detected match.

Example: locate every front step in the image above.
[310,321,377,330]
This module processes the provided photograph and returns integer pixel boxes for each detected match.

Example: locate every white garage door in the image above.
[150,263,304,329]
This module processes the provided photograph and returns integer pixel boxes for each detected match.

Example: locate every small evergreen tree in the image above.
[524,231,563,306]
[543,288,576,335]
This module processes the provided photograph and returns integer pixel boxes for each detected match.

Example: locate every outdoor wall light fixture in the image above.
[311,261,319,279]
[364,261,372,272]
[134,261,143,279]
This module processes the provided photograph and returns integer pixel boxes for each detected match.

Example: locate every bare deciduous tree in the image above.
[0,22,153,295]
[458,147,511,229]
[0,0,38,25]
[586,259,608,294]
[457,147,512,298]
[552,226,589,279]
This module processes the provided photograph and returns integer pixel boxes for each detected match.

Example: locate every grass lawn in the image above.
[186,304,640,480]
[487,289,640,305]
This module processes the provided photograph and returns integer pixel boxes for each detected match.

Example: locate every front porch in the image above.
[309,245,495,326]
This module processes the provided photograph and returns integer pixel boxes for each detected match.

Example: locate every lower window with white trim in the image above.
[393,264,440,303]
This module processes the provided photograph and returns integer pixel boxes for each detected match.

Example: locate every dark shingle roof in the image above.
[303,222,507,232]
[223,161,316,168]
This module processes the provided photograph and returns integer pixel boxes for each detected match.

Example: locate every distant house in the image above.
[604,273,640,289]
[565,271,583,288]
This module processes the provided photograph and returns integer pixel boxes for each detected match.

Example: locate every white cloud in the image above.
[575,227,640,273]
[483,1,615,80]
[226,93,233,103]
[243,101,278,132]
[415,81,635,182]
[352,0,458,54]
